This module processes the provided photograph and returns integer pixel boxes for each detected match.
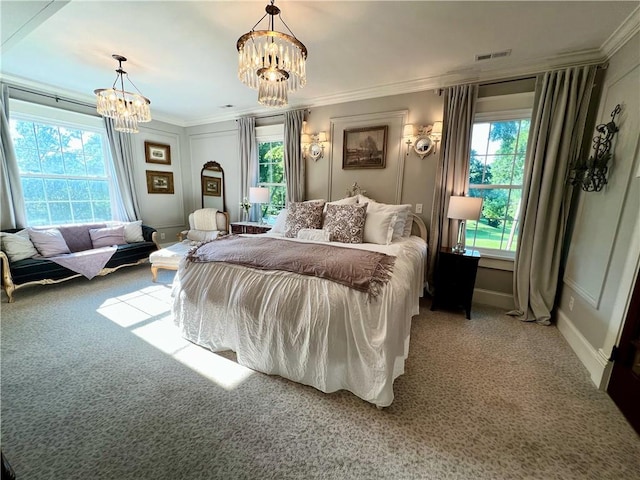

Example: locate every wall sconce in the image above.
[403,124,415,156]
[404,122,442,159]
[302,131,329,161]
[570,104,621,192]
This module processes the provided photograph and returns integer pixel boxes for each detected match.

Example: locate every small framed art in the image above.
[146,170,174,194]
[144,141,171,165]
[202,176,221,197]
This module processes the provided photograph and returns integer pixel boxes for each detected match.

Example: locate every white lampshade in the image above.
[249,187,270,204]
[447,196,483,220]
[403,124,415,137]
[317,131,327,143]
[301,133,311,144]
[431,121,443,137]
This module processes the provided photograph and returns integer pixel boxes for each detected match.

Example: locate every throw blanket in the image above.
[193,208,218,231]
[47,246,117,279]
[186,235,395,298]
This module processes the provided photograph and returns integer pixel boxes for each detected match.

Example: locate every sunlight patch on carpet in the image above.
[97,283,253,390]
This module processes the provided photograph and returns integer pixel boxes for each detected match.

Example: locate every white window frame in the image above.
[9,100,120,226]
[467,108,532,262]
[255,124,286,215]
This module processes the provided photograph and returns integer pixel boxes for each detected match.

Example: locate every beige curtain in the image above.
[427,84,478,291]
[283,109,305,203]
[509,65,597,325]
[238,117,258,220]
[0,84,26,229]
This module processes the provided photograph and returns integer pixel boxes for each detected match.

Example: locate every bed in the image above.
[172,197,427,407]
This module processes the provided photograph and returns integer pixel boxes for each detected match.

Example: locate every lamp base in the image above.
[452,243,466,254]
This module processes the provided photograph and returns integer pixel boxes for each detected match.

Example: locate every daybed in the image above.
[0,221,159,302]
[172,196,427,407]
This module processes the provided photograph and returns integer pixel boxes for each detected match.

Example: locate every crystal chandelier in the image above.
[237,0,307,107]
[94,54,151,133]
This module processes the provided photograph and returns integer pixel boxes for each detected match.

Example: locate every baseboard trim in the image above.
[473,288,514,310]
[556,308,610,388]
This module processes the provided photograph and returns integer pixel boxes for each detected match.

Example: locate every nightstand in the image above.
[230,222,272,235]
[431,247,481,319]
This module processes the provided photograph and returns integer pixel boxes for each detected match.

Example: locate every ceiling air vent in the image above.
[475,49,512,61]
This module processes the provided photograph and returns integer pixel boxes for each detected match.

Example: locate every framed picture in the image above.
[146,170,174,194]
[202,176,221,197]
[342,125,388,169]
[144,141,171,165]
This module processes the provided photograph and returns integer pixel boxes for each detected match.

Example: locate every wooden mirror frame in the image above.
[201,161,226,212]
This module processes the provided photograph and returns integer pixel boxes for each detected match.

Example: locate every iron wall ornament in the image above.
[571,104,621,192]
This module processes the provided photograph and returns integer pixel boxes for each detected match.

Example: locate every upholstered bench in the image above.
[149,241,192,282]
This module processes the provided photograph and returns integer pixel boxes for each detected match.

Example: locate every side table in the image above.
[431,247,481,319]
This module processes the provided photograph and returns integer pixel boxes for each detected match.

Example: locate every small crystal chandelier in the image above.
[94,54,151,133]
[236,0,307,107]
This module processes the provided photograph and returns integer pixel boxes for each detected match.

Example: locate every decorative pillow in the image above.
[323,203,368,244]
[403,213,414,237]
[284,201,325,238]
[324,196,358,210]
[363,211,396,245]
[0,230,39,262]
[105,220,145,243]
[28,228,71,257]
[366,202,412,240]
[89,226,127,248]
[271,209,288,234]
[297,228,331,242]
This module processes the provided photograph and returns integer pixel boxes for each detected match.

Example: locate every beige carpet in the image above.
[1,265,638,479]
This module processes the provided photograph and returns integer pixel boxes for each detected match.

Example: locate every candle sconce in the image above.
[570,104,621,192]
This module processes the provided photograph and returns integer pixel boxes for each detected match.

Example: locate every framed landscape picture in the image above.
[202,176,221,197]
[144,141,171,165]
[146,170,174,194]
[342,125,388,169]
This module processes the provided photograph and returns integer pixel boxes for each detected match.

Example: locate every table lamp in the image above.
[249,187,270,224]
[447,195,483,254]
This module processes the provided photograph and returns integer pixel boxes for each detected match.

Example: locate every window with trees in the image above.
[256,125,286,219]
[9,102,118,226]
[465,111,530,256]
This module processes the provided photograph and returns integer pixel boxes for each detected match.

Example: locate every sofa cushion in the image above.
[0,230,39,262]
[28,228,71,257]
[90,226,127,248]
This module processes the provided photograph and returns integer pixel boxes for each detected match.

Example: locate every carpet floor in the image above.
[1,265,638,479]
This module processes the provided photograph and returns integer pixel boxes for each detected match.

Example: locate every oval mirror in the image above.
[201,161,226,212]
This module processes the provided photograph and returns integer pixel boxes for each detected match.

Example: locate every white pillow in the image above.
[89,226,127,248]
[363,211,396,245]
[271,209,288,234]
[403,213,414,237]
[0,230,39,262]
[297,228,331,242]
[357,194,376,204]
[366,202,412,240]
[28,228,71,257]
[105,220,145,243]
[324,196,358,211]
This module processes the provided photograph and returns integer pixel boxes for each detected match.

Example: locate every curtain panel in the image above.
[283,109,305,203]
[509,65,597,325]
[427,84,478,291]
[238,117,258,220]
[0,84,27,229]
[104,118,142,221]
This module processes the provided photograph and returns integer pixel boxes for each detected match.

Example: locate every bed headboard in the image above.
[410,213,427,241]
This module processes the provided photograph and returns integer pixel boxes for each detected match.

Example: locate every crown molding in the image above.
[601,5,640,59]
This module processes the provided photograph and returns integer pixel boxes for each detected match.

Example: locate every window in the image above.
[9,101,119,227]
[256,125,286,219]
[465,111,531,256]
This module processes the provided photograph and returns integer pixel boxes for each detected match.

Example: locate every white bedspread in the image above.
[172,235,426,407]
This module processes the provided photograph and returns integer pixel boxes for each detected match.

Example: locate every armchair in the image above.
[177,208,230,242]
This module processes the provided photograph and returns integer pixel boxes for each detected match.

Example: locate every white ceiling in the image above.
[1,1,638,127]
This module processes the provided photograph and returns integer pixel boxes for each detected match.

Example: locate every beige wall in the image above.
[557,31,640,377]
